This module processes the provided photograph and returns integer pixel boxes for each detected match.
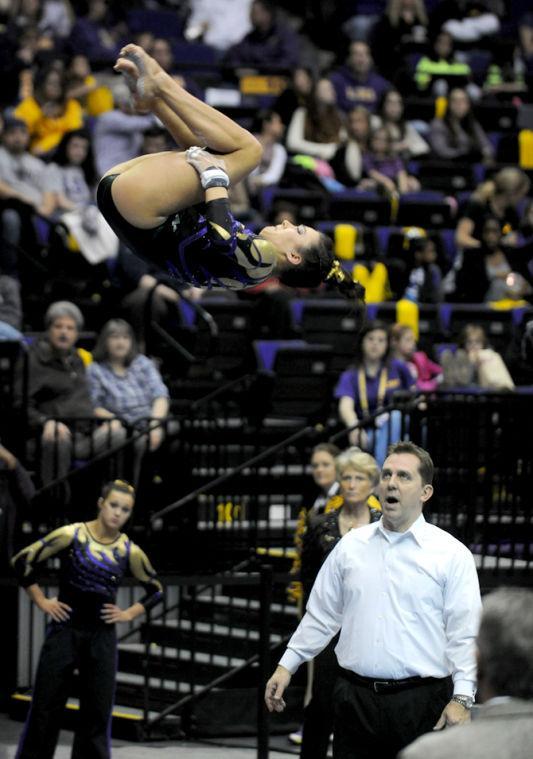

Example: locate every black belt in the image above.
[340,669,448,694]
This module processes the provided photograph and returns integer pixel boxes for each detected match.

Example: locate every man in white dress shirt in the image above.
[265,441,482,759]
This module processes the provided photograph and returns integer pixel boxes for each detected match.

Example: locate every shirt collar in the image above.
[375,513,427,546]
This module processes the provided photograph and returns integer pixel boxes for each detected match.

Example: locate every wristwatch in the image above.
[451,694,474,710]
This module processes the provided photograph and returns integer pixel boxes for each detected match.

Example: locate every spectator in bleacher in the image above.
[371,0,429,83]
[0,272,23,340]
[65,54,113,118]
[7,0,73,42]
[184,0,252,52]
[428,87,493,163]
[457,323,515,390]
[14,64,84,157]
[147,38,205,103]
[329,41,392,114]
[401,235,445,303]
[455,167,531,250]
[298,447,381,759]
[373,89,429,159]
[429,0,501,45]
[5,0,64,53]
[454,216,533,303]
[223,0,300,71]
[46,128,95,209]
[400,588,533,759]
[414,31,472,95]
[330,106,371,187]
[45,127,119,265]
[519,12,533,61]
[390,323,442,391]
[19,300,126,487]
[246,109,287,196]
[93,80,156,177]
[0,116,57,276]
[273,66,314,128]
[334,320,415,463]
[359,127,420,195]
[139,126,169,155]
[68,0,121,67]
[87,318,170,484]
[0,25,36,109]
[286,78,345,161]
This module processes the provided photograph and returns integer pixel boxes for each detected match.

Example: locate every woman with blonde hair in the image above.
[298,446,381,759]
[455,166,531,250]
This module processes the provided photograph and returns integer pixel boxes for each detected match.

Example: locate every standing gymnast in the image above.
[11,479,163,759]
[97,44,365,302]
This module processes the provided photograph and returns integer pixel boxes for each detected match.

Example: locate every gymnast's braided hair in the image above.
[277,231,366,305]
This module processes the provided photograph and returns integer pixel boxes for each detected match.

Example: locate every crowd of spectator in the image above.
[0,0,532,506]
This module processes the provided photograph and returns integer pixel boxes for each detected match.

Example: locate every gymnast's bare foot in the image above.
[114,44,166,106]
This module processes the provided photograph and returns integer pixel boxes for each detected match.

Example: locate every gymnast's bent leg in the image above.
[104,45,262,228]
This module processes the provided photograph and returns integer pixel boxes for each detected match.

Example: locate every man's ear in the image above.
[421,484,433,503]
[286,250,302,265]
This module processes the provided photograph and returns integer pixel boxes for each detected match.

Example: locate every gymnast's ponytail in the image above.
[278,232,366,305]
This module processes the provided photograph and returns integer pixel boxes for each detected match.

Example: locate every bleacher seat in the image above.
[397,194,454,228]
[126,9,185,39]
[298,299,360,374]
[328,192,390,226]
[475,103,517,132]
[415,161,476,192]
[253,340,334,423]
[259,188,328,222]
[197,297,256,377]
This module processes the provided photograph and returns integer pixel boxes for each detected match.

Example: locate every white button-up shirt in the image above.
[279,515,482,697]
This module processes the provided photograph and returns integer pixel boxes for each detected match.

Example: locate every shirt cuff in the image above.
[453,679,476,697]
[278,648,305,675]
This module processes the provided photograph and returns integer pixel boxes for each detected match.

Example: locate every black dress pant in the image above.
[332,671,453,759]
[17,623,117,759]
[300,637,339,759]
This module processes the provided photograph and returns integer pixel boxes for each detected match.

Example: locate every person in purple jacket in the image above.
[329,41,392,113]
[334,320,415,464]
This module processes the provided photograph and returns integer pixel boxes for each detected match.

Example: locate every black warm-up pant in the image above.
[17,624,117,759]
[332,670,453,759]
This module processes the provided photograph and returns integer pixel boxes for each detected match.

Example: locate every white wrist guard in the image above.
[200,166,230,189]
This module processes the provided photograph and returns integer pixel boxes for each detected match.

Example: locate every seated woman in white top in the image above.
[286,78,346,161]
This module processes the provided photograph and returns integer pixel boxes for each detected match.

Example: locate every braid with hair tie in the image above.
[326,259,346,283]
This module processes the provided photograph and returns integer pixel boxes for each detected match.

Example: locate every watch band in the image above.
[451,694,474,709]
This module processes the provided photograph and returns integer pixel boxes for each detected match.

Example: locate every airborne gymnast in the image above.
[97,44,365,304]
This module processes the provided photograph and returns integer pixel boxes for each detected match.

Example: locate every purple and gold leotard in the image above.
[12,522,163,626]
[97,174,277,290]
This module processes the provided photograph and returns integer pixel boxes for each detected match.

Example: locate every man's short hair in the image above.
[386,441,434,485]
[477,588,533,699]
[45,301,84,330]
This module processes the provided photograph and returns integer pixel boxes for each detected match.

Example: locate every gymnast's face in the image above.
[260,220,321,264]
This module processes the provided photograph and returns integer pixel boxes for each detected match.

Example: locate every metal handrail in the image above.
[150,423,320,523]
